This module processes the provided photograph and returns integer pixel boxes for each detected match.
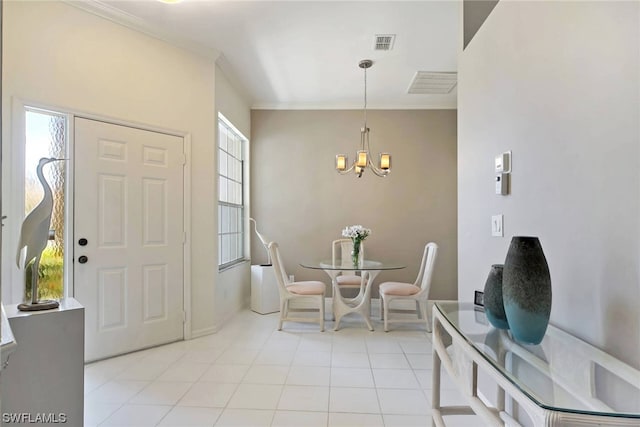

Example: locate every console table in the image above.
[432,301,640,426]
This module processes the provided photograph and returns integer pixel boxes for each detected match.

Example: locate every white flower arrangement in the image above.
[342,225,371,241]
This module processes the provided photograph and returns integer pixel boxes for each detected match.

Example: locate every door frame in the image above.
[6,97,193,339]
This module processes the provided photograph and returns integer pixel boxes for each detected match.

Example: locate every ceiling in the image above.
[80,0,460,109]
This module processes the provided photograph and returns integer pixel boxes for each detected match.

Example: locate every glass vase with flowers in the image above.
[341,225,371,267]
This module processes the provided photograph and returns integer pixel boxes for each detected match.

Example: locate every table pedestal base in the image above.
[327,270,380,331]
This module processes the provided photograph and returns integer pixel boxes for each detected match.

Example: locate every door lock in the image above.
[78,238,88,246]
[78,255,88,264]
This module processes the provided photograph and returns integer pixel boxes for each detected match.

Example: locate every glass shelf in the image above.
[435,301,640,419]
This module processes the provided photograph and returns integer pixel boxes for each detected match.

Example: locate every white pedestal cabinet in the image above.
[251,264,279,314]
[1,298,84,427]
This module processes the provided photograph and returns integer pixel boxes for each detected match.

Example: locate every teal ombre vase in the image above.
[502,236,552,345]
[483,264,509,330]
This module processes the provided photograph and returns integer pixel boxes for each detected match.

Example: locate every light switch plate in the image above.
[492,214,504,237]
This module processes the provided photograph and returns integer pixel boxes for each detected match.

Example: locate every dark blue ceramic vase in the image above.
[502,236,552,345]
[483,264,509,329]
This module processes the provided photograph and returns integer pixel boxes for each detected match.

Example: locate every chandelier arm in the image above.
[364,126,371,153]
[367,156,389,177]
[369,165,388,178]
[337,163,357,174]
[371,169,386,177]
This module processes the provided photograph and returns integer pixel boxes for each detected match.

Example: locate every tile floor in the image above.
[84,308,482,426]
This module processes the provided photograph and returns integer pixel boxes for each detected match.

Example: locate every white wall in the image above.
[2,1,218,335]
[458,1,640,368]
[213,65,252,331]
[215,66,251,138]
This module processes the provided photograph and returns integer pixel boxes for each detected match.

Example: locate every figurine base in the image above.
[17,300,60,312]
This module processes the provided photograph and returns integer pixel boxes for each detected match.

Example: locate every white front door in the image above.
[74,118,185,362]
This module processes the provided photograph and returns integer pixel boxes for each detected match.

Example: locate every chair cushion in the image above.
[287,281,326,295]
[336,275,361,286]
[379,282,420,296]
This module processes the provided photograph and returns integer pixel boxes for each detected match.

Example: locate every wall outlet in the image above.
[491,214,504,237]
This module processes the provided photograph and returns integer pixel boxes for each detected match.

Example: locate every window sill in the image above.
[218,259,250,273]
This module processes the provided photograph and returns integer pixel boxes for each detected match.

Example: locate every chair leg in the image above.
[419,301,430,332]
[423,302,431,333]
[331,293,336,321]
[319,295,325,332]
[278,300,286,331]
[416,300,422,319]
[383,295,390,332]
[380,295,384,320]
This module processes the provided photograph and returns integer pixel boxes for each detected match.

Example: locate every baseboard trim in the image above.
[190,325,218,338]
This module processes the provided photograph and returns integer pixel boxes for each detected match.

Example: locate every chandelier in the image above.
[335,59,391,178]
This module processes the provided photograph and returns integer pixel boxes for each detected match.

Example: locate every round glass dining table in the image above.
[300,260,405,331]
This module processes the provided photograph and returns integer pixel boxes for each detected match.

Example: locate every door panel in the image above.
[99,268,127,330]
[74,117,184,362]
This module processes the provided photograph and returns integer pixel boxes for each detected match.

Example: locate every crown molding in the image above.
[64,0,220,61]
[250,103,458,111]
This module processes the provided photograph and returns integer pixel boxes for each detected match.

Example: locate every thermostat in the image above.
[495,151,512,173]
[496,173,509,195]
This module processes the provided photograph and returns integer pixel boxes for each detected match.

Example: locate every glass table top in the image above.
[435,301,640,418]
[300,260,405,271]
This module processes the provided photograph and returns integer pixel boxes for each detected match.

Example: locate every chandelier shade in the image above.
[357,150,368,168]
[335,59,391,178]
[380,153,391,170]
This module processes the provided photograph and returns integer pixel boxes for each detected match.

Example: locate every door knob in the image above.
[78,238,88,246]
[78,255,88,264]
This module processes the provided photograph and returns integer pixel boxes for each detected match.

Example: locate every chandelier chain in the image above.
[363,65,367,129]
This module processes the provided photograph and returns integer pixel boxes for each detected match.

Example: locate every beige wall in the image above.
[458,1,639,368]
[2,1,218,335]
[251,109,458,299]
[213,65,252,331]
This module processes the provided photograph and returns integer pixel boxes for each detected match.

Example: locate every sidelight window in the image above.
[23,108,68,300]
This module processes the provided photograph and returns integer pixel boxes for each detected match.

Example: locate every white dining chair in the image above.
[332,238,364,288]
[379,242,438,332]
[268,242,326,332]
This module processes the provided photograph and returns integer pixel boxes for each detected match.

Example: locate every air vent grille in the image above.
[374,34,395,51]
[407,71,457,94]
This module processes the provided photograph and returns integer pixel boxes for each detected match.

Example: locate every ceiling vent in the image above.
[407,71,457,94]
[374,34,395,51]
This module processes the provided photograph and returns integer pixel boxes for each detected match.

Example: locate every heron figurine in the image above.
[16,157,66,311]
[249,217,271,266]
